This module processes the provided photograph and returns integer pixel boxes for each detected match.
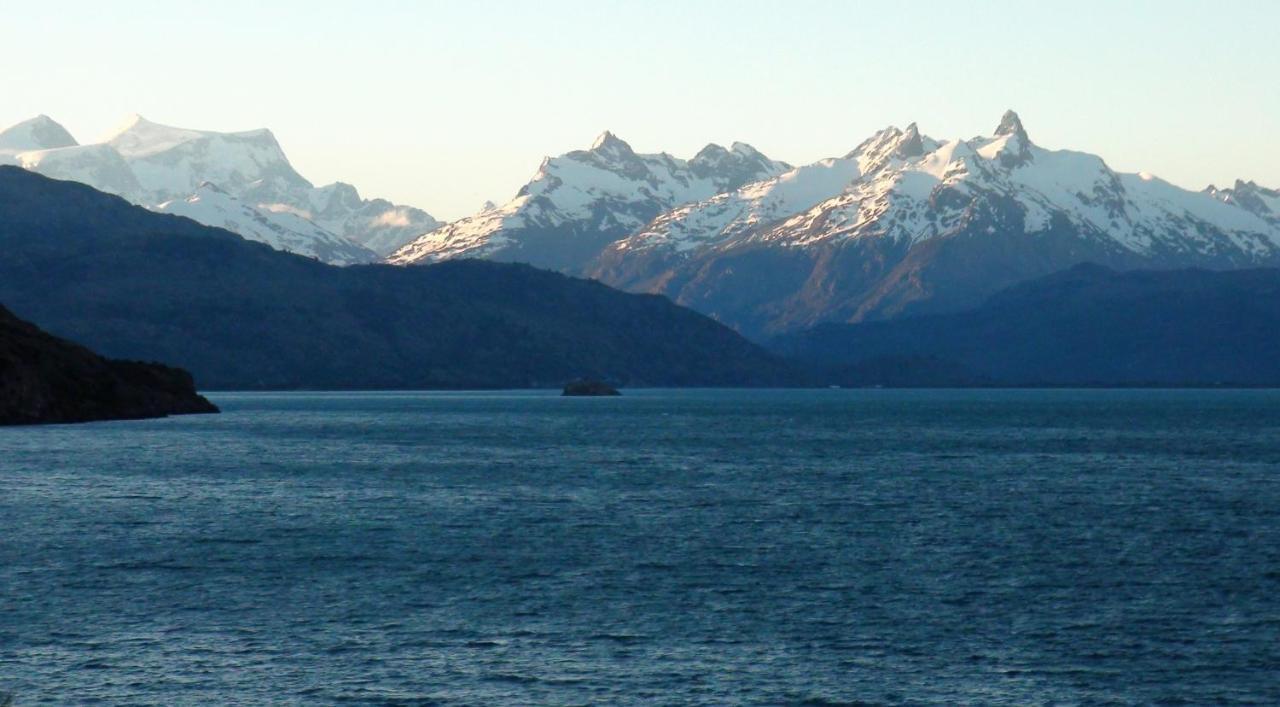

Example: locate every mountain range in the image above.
[0,114,439,263]
[395,111,1280,338]
[389,132,791,271]
[6,109,1279,344]
[4,163,1279,389]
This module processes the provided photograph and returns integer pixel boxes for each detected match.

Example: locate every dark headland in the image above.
[0,303,218,426]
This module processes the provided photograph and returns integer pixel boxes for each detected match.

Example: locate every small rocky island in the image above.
[1,304,218,425]
[562,379,621,396]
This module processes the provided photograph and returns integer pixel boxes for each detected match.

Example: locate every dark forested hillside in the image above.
[773,264,1280,386]
[0,167,789,389]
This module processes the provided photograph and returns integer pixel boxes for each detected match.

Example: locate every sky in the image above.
[3,0,1278,221]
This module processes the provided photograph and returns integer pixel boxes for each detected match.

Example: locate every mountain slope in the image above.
[772,264,1280,386]
[13,144,145,200]
[0,167,788,389]
[1,302,217,425]
[390,132,789,271]
[588,111,1280,337]
[0,115,79,164]
[155,183,377,265]
[0,114,439,262]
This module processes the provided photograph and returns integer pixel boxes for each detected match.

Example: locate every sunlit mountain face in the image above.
[0,114,439,263]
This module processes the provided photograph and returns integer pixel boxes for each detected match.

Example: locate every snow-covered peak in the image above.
[308,181,364,218]
[0,115,78,154]
[843,124,940,175]
[1207,179,1280,227]
[8,112,438,263]
[896,123,926,158]
[995,109,1029,142]
[106,114,209,158]
[99,114,310,206]
[104,113,283,157]
[603,126,949,258]
[692,142,732,160]
[604,113,1280,266]
[588,114,1280,335]
[689,140,791,189]
[589,130,636,159]
[390,131,790,268]
[983,109,1033,167]
[303,180,441,257]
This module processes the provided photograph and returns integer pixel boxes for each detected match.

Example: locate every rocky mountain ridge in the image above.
[389,131,790,270]
[586,111,1280,336]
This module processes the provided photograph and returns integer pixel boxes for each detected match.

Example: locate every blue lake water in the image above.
[1,389,1279,704]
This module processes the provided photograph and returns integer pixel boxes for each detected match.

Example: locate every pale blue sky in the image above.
[3,0,1277,220]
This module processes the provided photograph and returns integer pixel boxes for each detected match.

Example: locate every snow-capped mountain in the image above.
[12,144,144,199]
[389,132,789,270]
[0,114,439,262]
[155,183,377,265]
[606,123,939,257]
[105,115,314,208]
[0,115,78,158]
[305,181,441,256]
[586,111,1280,336]
[1206,180,1280,229]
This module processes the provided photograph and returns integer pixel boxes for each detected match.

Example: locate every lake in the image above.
[2,390,1278,704]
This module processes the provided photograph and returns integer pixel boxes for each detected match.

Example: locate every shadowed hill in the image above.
[0,167,790,389]
[772,264,1280,386]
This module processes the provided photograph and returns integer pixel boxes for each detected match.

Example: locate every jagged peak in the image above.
[995,109,1029,142]
[590,130,633,155]
[987,110,1033,168]
[316,180,360,197]
[693,142,730,160]
[692,141,769,163]
[844,126,895,160]
[845,123,929,164]
[897,122,925,158]
[1207,180,1278,198]
[104,113,196,146]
